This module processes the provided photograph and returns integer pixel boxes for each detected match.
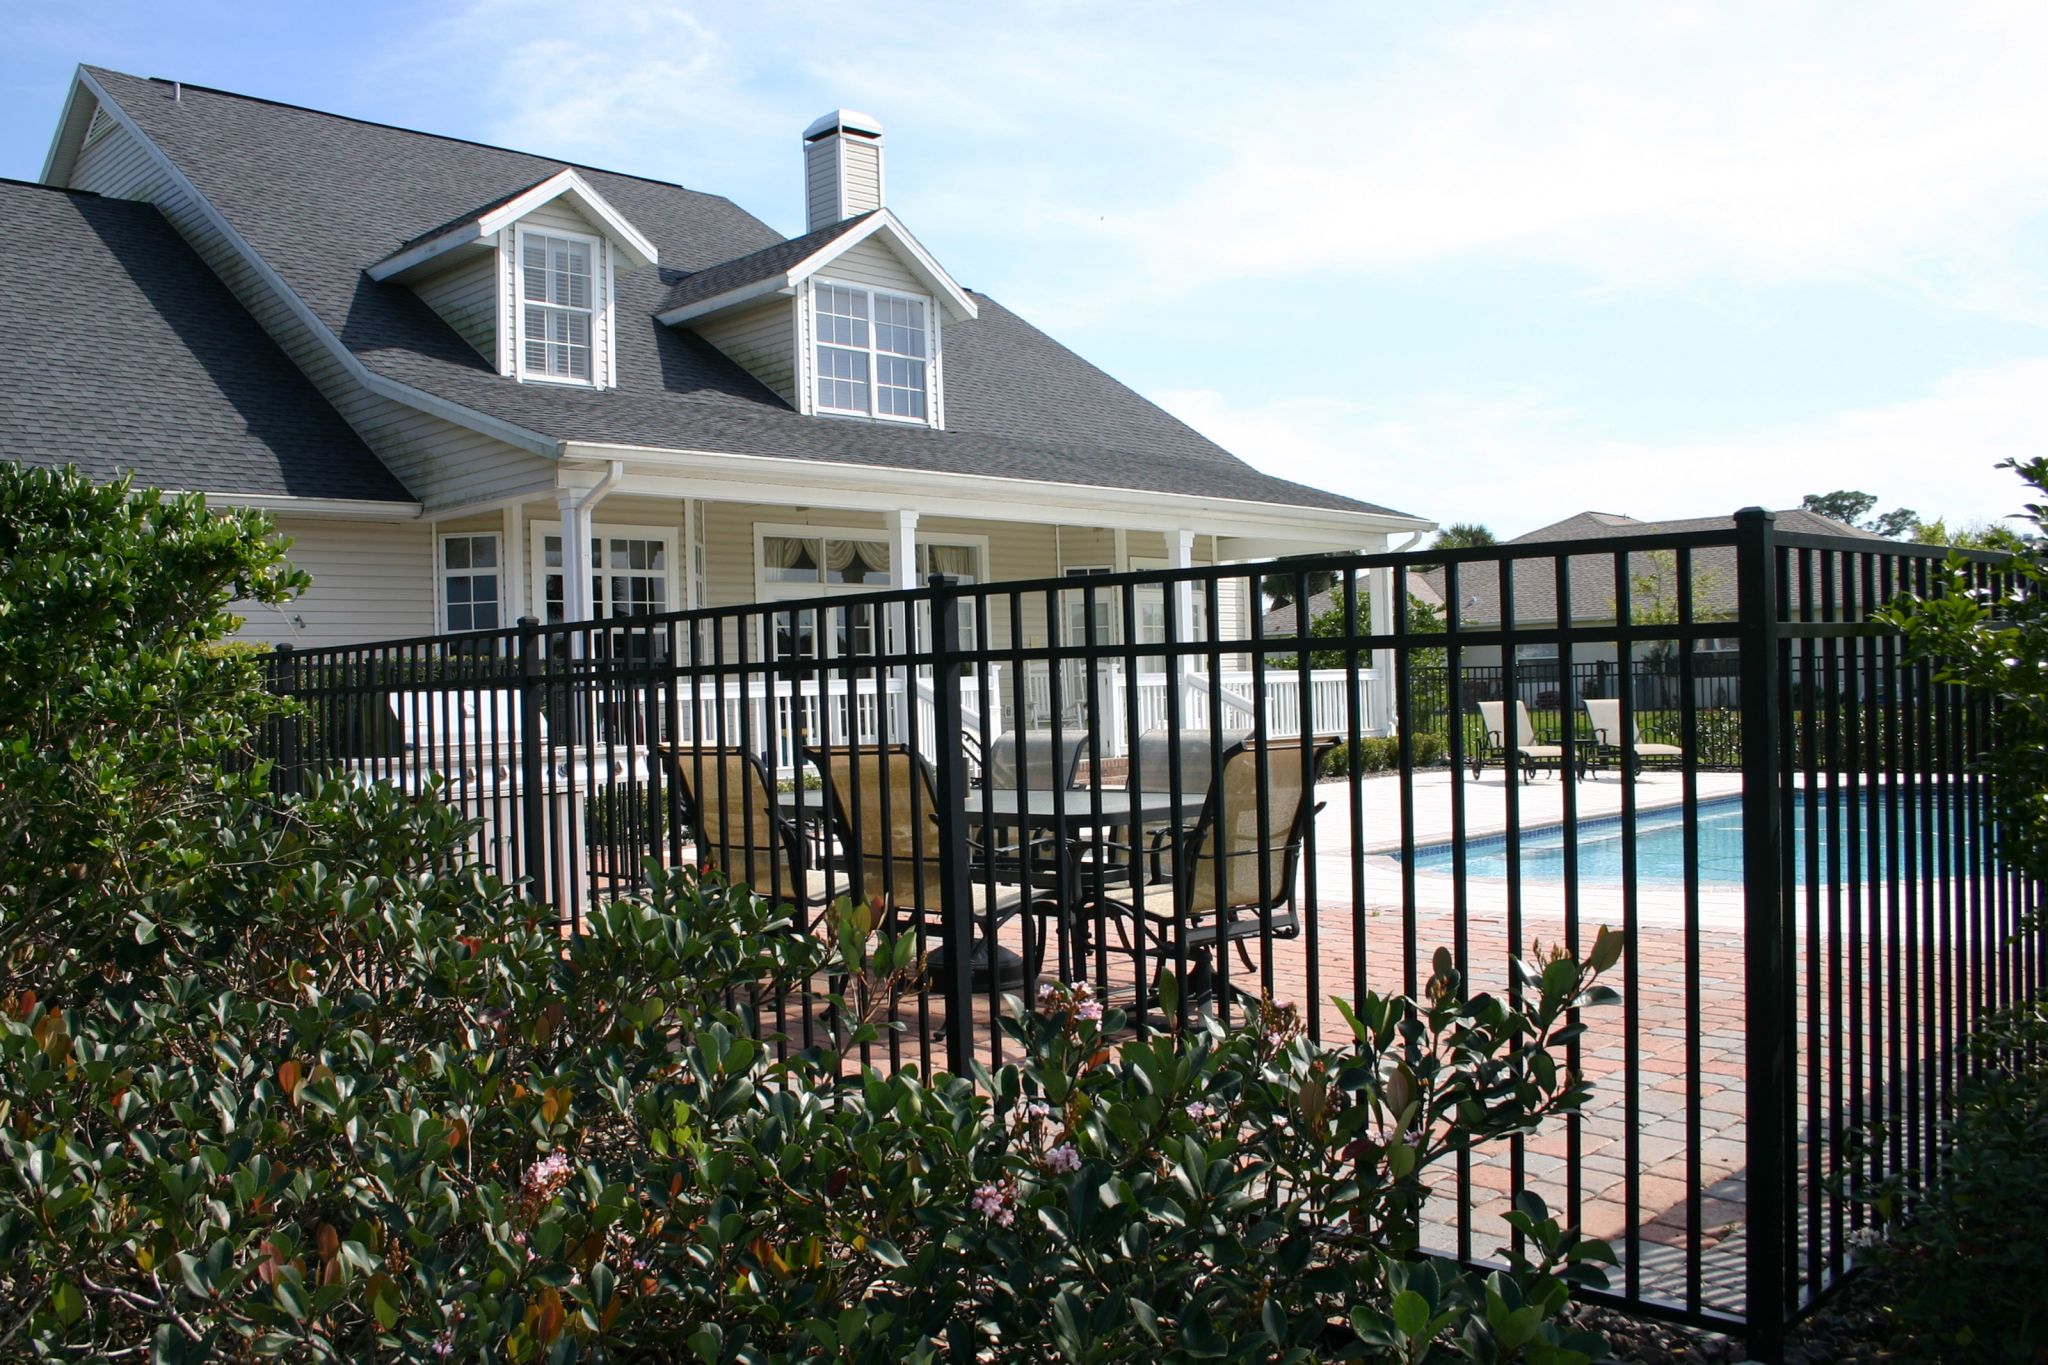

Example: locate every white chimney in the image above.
[803,109,885,232]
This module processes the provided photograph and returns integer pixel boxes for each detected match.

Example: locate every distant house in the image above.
[1420,508,1887,707]
[13,66,1431,658]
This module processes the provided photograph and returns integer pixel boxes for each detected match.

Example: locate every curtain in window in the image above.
[926,544,975,579]
[824,540,888,572]
[766,536,814,569]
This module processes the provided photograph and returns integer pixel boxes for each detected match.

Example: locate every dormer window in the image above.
[517,226,596,384]
[814,281,928,421]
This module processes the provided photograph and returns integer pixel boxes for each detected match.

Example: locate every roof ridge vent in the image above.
[802,108,884,232]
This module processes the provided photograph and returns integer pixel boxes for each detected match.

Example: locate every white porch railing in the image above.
[661,664,1377,777]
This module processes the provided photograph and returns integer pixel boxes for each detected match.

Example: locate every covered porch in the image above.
[418,451,1427,762]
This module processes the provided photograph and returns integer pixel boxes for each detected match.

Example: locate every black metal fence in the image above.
[262,510,2041,1359]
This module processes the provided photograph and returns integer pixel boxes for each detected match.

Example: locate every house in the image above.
[1422,508,1887,708]
[16,66,1431,666]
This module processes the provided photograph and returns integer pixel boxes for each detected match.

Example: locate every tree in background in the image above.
[1908,516,2035,554]
[1260,562,1338,609]
[1802,489,1922,539]
[1432,522,1498,549]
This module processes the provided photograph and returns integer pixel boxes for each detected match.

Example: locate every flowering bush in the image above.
[0,467,1622,1361]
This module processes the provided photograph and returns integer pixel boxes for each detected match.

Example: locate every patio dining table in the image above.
[963,788,1209,982]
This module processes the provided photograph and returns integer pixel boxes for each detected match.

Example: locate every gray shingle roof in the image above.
[85,69,1410,519]
[0,178,409,503]
[1425,508,1887,627]
[657,214,875,314]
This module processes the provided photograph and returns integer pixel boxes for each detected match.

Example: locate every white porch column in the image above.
[554,461,625,626]
[1368,557,1396,737]
[555,488,593,624]
[502,503,527,623]
[1169,527,1197,640]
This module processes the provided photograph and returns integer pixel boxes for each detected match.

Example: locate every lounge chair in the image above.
[665,747,835,913]
[1582,698,1685,778]
[1090,738,1327,1004]
[1472,700,1571,782]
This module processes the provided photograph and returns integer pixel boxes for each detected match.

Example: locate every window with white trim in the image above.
[539,532,670,622]
[756,530,983,657]
[440,534,502,632]
[813,281,928,421]
[518,227,596,384]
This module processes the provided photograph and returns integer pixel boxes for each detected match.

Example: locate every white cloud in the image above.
[1096,1,2048,310]
[1155,356,2048,537]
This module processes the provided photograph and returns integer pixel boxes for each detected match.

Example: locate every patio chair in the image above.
[1472,700,1571,782]
[983,729,1088,792]
[664,747,835,913]
[819,747,1030,989]
[1089,738,1328,1004]
[1582,698,1684,778]
[1113,727,1257,883]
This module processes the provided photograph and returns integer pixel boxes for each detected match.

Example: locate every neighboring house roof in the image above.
[1426,509,1887,627]
[80,68,1412,520]
[0,178,409,504]
[1260,571,1444,637]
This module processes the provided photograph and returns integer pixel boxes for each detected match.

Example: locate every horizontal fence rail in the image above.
[261,514,2042,1359]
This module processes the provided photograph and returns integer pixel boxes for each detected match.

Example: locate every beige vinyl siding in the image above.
[413,254,498,365]
[68,98,556,512]
[805,145,840,230]
[233,516,435,649]
[818,238,921,294]
[695,298,797,405]
[68,119,171,199]
[841,143,881,216]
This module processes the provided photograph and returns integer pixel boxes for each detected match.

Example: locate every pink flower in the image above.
[1185,1100,1216,1122]
[433,1329,454,1358]
[520,1150,576,1209]
[1042,1143,1081,1175]
[971,1180,1017,1227]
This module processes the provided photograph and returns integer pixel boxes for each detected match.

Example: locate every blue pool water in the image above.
[1406,793,1982,888]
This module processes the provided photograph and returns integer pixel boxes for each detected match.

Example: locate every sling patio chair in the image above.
[818,746,1032,990]
[1087,737,1329,1005]
[1582,698,1685,779]
[983,729,1089,794]
[663,746,837,915]
[1472,700,1575,782]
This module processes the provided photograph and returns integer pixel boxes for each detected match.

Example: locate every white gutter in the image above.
[563,441,1437,543]
[185,491,424,521]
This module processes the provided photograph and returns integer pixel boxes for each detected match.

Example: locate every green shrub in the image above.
[1851,1001,2048,1360]
[0,467,1625,1360]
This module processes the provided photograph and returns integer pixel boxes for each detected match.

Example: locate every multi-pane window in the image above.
[441,534,501,632]
[759,534,981,657]
[814,282,928,420]
[540,534,668,622]
[520,230,594,383]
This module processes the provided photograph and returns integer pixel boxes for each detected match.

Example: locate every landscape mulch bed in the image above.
[1574,1263,1901,1363]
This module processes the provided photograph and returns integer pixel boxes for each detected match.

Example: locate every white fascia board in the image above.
[39,69,95,185]
[185,492,425,521]
[369,168,658,283]
[77,69,562,463]
[562,441,1429,544]
[476,169,659,268]
[365,221,488,282]
[653,277,797,327]
[788,210,977,321]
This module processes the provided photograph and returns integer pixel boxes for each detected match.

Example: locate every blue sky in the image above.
[7,1,2047,537]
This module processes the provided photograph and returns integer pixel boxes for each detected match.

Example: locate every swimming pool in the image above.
[1404,791,1983,888]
